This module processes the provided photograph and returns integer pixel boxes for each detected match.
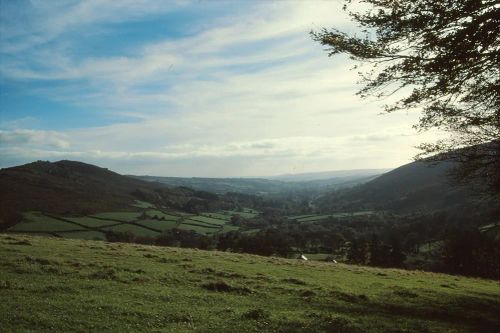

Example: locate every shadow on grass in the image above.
[318,289,500,332]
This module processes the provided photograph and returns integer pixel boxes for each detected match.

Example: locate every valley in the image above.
[2,160,498,279]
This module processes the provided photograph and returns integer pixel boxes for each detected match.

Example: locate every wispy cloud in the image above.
[0,0,435,176]
[0,129,70,149]
[0,0,189,53]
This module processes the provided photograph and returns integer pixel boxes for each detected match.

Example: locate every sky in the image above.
[0,0,437,177]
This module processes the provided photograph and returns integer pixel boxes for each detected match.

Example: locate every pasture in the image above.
[0,233,498,332]
[6,201,258,240]
[288,211,376,223]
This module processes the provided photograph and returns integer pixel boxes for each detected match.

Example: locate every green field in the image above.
[136,219,179,232]
[8,207,259,241]
[132,200,155,209]
[90,212,142,222]
[188,215,227,226]
[64,216,118,228]
[220,224,240,233]
[177,223,220,234]
[0,234,498,332]
[145,210,182,221]
[100,224,160,237]
[10,212,83,233]
[221,209,258,219]
[56,230,106,240]
[294,214,333,222]
[201,212,232,221]
[289,211,376,223]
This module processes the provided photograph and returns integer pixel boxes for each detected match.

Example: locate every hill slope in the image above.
[316,160,497,213]
[0,160,226,229]
[0,233,498,332]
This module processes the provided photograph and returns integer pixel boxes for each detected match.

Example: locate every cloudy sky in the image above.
[0,0,435,177]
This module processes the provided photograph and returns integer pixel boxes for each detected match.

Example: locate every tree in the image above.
[348,238,369,264]
[312,0,499,193]
[368,234,383,266]
[388,238,406,268]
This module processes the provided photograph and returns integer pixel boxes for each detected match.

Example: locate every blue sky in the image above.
[0,0,434,177]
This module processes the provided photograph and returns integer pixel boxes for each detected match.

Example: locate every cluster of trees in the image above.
[442,228,499,278]
[348,235,405,268]
[105,229,217,250]
[105,208,498,279]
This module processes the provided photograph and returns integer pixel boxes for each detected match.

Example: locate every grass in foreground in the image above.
[0,234,499,333]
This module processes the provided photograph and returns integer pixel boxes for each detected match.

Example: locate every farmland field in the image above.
[7,205,259,240]
[177,223,220,234]
[10,213,83,232]
[135,219,178,232]
[132,200,155,208]
[201,212,232,221]
[0,234,498,333]
[100,224,160,237]
[188,215,227,226]
[288,211,376,223]
[90,212,142,222]
[56,230,106,240]
[145,210,181,221]
[64,216,118,228]
[223,210,258,219]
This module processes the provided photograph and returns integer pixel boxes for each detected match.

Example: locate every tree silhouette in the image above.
[312,0,499,193]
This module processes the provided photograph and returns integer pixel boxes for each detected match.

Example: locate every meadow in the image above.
[0,233,498,332]
[287,211,375,223]
[6,201,258,241]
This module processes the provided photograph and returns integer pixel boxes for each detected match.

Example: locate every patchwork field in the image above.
[287,211,375,223]
[6,202,258,241]
[0,234,498,332]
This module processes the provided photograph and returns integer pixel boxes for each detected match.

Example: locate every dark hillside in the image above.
[316,160,497,214]
[0,160,226,228]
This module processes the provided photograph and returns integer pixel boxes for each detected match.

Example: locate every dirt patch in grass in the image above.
[192,267,246,279]
[300,289,316,298]
[201,280,252,295]
[282,278,307,285]
[242,308,270,320]
[25,255,60,266]
[157,258,180,264]
[11,240,32,246]
[393,288,419,298]
[90,268,120,281]
[330,290,369,303]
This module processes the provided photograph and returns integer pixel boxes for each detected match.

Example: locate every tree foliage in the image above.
[312,0,499,193]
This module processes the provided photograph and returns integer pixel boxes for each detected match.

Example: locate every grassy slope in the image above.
[0,234,499,333]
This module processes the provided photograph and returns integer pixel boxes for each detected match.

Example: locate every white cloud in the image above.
[0,129,70,149]
[0,0,442,176]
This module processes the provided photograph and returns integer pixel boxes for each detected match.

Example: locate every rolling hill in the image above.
[0,233,498,333]
[315,160,498,214]
[0,160,228,229]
